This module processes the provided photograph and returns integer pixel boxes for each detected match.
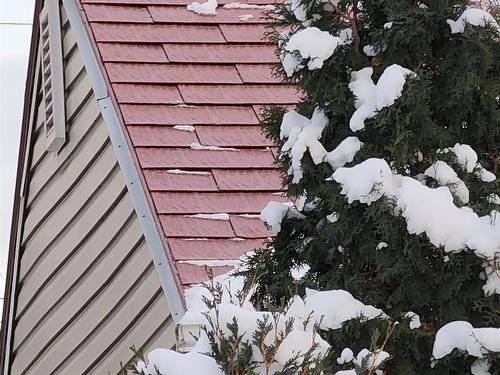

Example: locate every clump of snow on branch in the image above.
[447,8,499,34]
[476,165,497,182]
[432,320,500,373]
[337,348,354,364]
[280,108,329,183]
[305,288,386,330]
[404,311,422,330]
[260,201,304,234]
[335,349,390,375]
[279,109,364,183]
[446,143,496,183]
[324,136,363,170]
[331,157,500,294]
[349,64,416,132]
[286,0,308,21]
[282,27,351,76]
[187,0,218,15]
[450,143,478,173]
[424,161,470,204]
[291,263,311,280]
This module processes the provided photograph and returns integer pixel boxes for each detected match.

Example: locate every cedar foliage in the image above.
[241,1,500,373]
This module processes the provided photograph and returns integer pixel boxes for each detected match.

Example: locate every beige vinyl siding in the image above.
[9,4,176,374]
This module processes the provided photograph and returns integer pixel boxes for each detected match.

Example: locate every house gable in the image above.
[3,0,299,373]
[2,1,176,374]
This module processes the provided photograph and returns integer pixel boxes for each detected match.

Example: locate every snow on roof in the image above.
[78,0,297,289]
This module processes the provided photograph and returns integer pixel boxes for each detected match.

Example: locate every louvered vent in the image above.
[39,0,66,152]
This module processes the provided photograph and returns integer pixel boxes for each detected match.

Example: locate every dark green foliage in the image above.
[241,0,500,373]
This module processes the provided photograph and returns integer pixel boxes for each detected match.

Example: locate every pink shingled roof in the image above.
[78,0,298,288]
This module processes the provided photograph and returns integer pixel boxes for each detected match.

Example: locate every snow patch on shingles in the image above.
[179,259,240,267]
[230,237,246,241]
[238,214,261,218]
[424,161,469,204]
[166,169,211,175]
[187,0,218,15]
[349,64,415,132]
[184,213,230,221]
[432,321,500,360]
[190,142,240,151]
[223,2,274,10]
[174,125,195,132]
[282,27,350,76]
[238,14,254,21]
[447,8,499,34]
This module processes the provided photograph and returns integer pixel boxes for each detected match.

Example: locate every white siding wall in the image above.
[8,5,176,374]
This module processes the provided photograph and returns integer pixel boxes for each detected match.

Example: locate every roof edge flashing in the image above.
[62,0,185,323]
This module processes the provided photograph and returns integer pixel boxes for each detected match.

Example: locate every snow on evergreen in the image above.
[349,65,416,132]
[136,272,390,375]
[282,27,352,76]
[137,1,500,374]
[447,8,499,33]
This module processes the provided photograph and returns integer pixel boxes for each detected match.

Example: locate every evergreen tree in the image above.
[241,1,500,373]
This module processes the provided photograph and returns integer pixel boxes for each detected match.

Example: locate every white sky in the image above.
[0,0,35,296]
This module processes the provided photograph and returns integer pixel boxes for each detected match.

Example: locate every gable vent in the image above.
[39,0,66,152]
